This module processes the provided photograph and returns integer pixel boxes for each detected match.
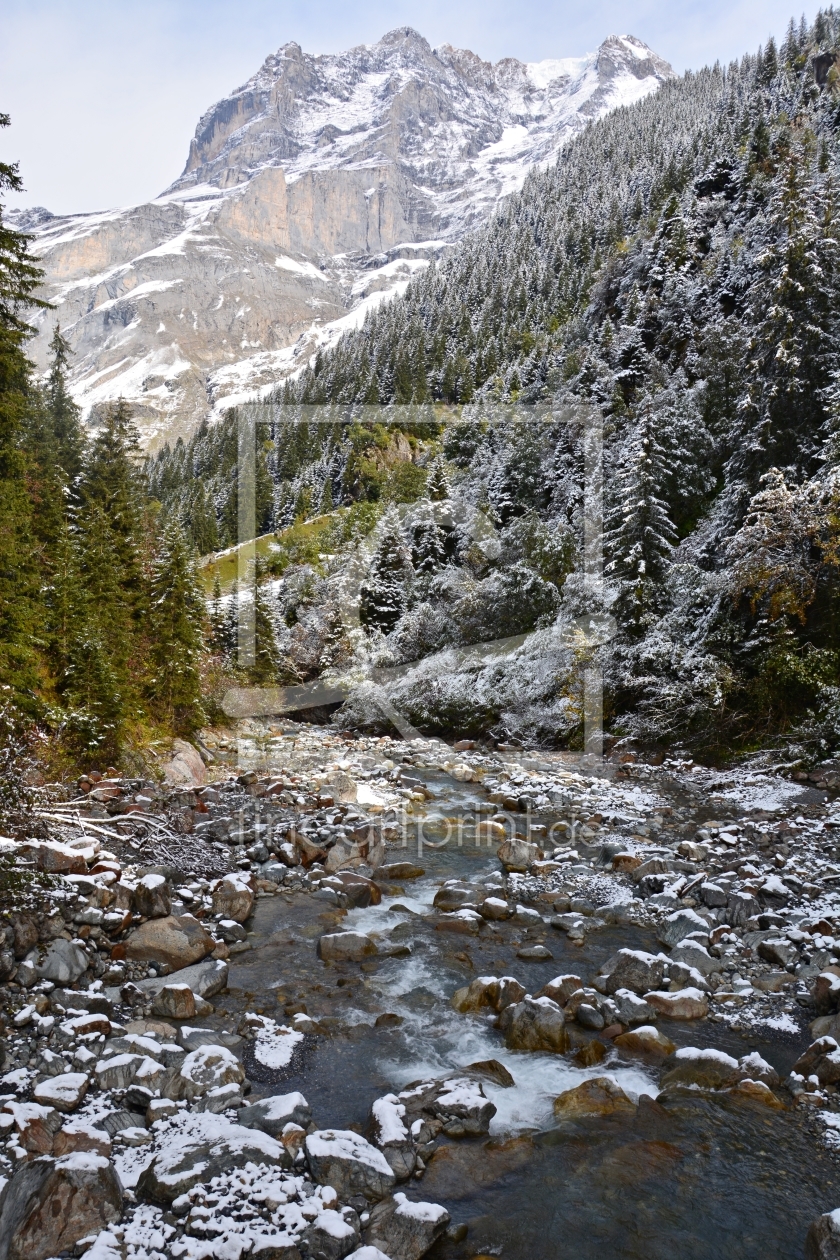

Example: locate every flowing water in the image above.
[213,758,840,1259]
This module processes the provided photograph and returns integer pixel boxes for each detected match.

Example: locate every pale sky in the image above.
[1,0,821,215]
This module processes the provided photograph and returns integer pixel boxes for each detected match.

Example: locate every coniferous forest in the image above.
[8,14,840,764]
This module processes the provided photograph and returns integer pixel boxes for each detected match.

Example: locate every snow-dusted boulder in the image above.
[365,1192,451,1260]
[305,1130,396,1201]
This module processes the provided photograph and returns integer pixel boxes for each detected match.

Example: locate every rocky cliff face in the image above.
[18,28,672,447]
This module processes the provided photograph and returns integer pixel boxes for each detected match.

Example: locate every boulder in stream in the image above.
[553,1077,636,1118]
[305,1130,396,1201]
[365,1192,450,1260]
[500,996,569,1053]
[318,932,378,962]
[806,1208,840,1259]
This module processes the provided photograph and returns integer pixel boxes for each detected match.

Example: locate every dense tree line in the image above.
[0,115,207,762]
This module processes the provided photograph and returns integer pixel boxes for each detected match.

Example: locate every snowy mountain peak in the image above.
[23,28,672,445]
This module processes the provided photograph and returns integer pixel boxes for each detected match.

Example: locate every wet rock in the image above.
[806,1207,840,1259]
[500,996,568,1053]
[644,988,708,1020]
[538,975,583,1005]
[336,872,382,909]
[611,989,658,1026]
[365,1192,450,1260]
[318,932,378,962]
[497,838,542,872]
[552,1077,636,1118]
[479,897,512,921]
[32,1073,88,1114]
[495,977,528,1010]
[212,875,255,923]
[792,1037,840,1086]
[574,1039,608,1067]
[239,1091,312,1137]
[465,1059,515,1088]
[729,1079,783,1109]
[151,983,196,1020]
[132,873,171,919]
[35,939,89,985]
[614,1026,675,1057]
[173,1043,245,1101]
[429,1078,495,1136]
[378,863,425,881]
[370,1095,416,1180]
[138,1116,290,1203]
[0,1152,123,1260]
[660,1046,742,1090]
[594,949,666,996]
[451,975,501,1013]
[434,910,483,936]
[657,909,709,948]
[124,915,215,969]
[516,944,553,961]
[306,1130,396,1202]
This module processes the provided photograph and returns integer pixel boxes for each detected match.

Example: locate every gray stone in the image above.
[136,958,229,1000]
[365,1193,450,1260]
[612,988,658,1026]
[305,1130,396,1201]
[594,948,665,995]
[669,940,718,976]
[658,909,710,948]
[499,996,568,1053]
[138,1122,289,1203]
[239,1091,312,1137]
[35,940,89,985]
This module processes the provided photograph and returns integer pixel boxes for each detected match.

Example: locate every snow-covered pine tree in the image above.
[406,500,447,575]
[359,507,414,633]
[606,413,677,635]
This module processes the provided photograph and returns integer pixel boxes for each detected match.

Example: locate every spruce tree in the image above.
[407,500,446,575]
[147,519,206,731]
[45,325,85,485]
[359,508,414,633]
[426,456,451,501]
[605,414,677,636]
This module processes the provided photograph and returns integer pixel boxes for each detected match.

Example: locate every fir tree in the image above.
[359,507,414,633]
[147,519,206,731]
[426,456,451,502]
[606,414,677,635]
[45,325,85,486]
[407,500,447,575]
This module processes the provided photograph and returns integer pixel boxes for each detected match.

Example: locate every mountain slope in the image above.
[16,29,672,447]
[210,14,840,755]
